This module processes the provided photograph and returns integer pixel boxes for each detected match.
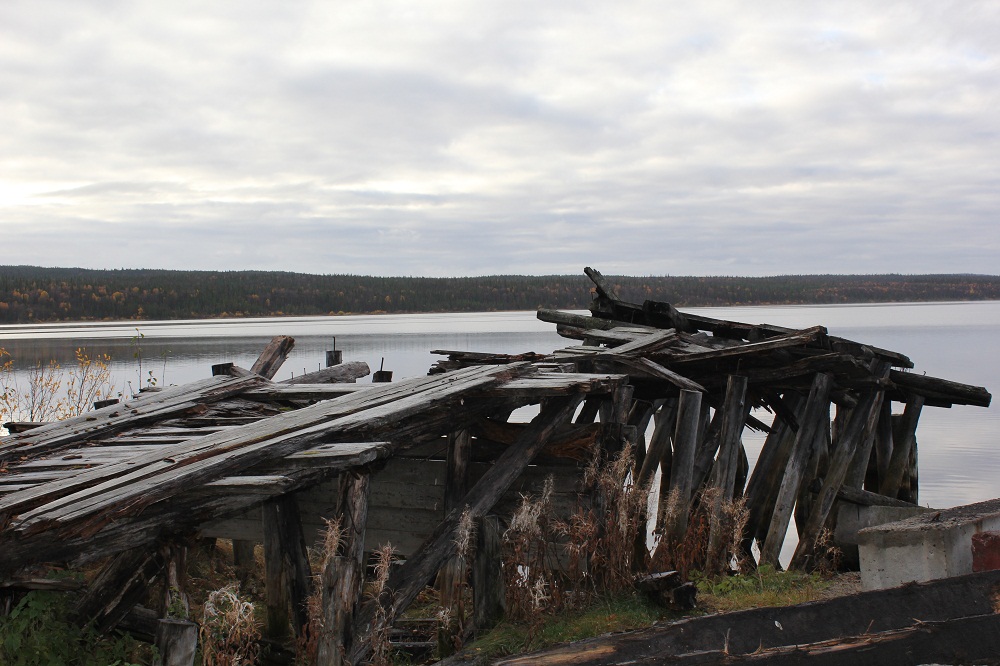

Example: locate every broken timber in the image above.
[0,267,992,665]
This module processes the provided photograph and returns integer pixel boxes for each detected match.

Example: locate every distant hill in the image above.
[0,266,998,324]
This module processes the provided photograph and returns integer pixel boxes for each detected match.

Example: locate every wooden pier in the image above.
[0,267,991,664]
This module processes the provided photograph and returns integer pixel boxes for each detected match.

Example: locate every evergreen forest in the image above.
[1,266,998,324]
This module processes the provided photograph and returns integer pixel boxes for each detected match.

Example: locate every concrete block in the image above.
[972,531,1000,572]
[858,497,1000,590]
[835,503,933,569]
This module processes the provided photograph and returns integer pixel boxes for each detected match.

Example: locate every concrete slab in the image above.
[858,497,1000,590]
[835,503,933,569]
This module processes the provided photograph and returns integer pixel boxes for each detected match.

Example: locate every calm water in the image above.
[1,303,997,511]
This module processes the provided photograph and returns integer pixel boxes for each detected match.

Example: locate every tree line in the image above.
[0,265,998,324]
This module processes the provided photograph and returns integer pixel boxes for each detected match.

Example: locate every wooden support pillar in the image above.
[162,543,190,619]
[872,399,893,491]
[626,400,656,477]
[743,393,803,552]
[75,547,166,634]
[636,399,677,488]
[153,619,198,666]
[790,384,885,570]
[263,494,313,640]
[600,384,634,460]
[660,390,702,544]
[575,396,603,425]
[438,429,473,654]
[232,540,256,586]
[844,364,890,490]
[706,375,749,571]
[313,469,370,665]
[795,422,830,538]
[472,514,505,633]
[315,555,361,666]
[880,395,924,499]
[338,469,371,567]
[691,406,724,494]
[759,373,834,568]
[349,394,584,666]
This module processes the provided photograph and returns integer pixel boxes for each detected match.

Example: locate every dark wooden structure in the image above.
[0,267,991,665]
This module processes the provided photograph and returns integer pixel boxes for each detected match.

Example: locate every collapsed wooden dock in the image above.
[0,267,991,664]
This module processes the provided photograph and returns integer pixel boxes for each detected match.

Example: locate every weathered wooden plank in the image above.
[655,326,827,366]
[250,335,295,380]
[0,375,266,464]
[596,356,707,393]
[3,364,527,531]
[349,394,584,665]
[759,373,834,566]
[537,308,656,332]
[283,361,370,385]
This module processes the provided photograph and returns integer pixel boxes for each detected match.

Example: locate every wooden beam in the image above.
[262,494,312,639]
[250,335,295,380]
[879,395,924,498]
[759,373,834,567]
[790,383,885,570]
[706,376,749,570]
[660,390,702,544]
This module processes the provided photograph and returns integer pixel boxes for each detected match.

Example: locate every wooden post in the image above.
[232,540,256,586]
[326,351,343,367]
[844,364,890,490]
[626,400,656,477]
[660,390,702,544]
[759,373,834,567]
[438,429,473,653]
[636,398,678,488]
[473,514,505,633]
[879,395,924,499]
[873,399,893,491]
[153,619,198,666]
[338,469,371,567]
[790,385,884,570]
[706,375,749,571]
[743,393,803,551]
[262,494,313,640]
[315,555,361,666]
[162,543,190,619]
[250,335,295,379]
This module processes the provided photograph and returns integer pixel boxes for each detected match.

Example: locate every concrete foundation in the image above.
[835,503,933,569]
[858,497,1000,590]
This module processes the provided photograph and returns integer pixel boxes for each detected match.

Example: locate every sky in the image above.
[1,1,998,277]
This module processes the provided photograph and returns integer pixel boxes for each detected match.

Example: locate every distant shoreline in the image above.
[2,265,999,325]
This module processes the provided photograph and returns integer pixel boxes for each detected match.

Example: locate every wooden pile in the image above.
[0,266,991,665]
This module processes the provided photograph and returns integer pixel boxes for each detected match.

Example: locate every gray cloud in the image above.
[1,1,997,276]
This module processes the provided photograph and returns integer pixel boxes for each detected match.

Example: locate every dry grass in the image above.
[199,584,261,666]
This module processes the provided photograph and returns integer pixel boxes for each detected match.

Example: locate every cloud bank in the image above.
[2,1,998,276]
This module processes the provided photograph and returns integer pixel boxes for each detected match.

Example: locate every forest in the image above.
[0,265,998,324]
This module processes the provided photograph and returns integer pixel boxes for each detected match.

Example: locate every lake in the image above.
[1,302,997,512]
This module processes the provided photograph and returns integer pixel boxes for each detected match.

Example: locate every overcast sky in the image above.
[1,2,997,277]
